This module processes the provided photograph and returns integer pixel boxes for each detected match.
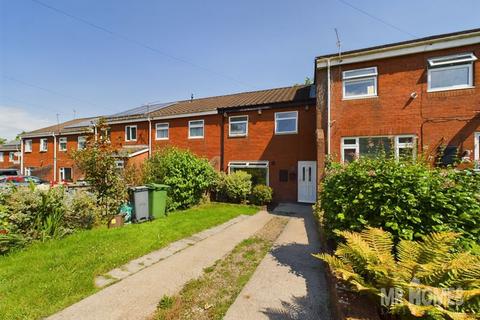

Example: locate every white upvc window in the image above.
[0,152,3,162]
[59,167,72,182]
[341,135,416,162]
[77,136,87,150]
[115,160,125,169]
[125,125,137,141]
[40,138,48,152]
[342,67,378,99]
[155,123,169,140]
[275,111,298,135]
[24,139,32,153]
[475,132,480,167]
[228,161,269,186]
[427,53,476,92]
[58,137,67,151]
[9,152,15,162]
[229,115,248,137]
[188,120,204,139]
[25,167,33,176]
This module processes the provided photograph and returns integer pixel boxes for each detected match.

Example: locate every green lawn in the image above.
[0,203,258,320]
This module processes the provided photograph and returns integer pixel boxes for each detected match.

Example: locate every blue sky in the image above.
[0,0,479,140]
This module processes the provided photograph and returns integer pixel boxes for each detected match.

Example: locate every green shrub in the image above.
[63,190,98,229]
[316,228,480,319]
[215,171,252,203]
[143,147,217,211]
[0,232,26,255]
[319,156,480,245]
[250,184,273,205]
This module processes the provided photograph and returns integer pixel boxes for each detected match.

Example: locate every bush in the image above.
[316,228,480,319]
[143,147,217,211]
[319,156,480,246]
[215,171,252,203]
[250,184,273,205]
[63,190,98,229]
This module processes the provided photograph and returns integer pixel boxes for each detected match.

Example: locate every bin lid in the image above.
[130,186,149,191]
[146,183,170,190]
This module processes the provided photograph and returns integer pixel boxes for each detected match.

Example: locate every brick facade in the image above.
[316,43,480,166]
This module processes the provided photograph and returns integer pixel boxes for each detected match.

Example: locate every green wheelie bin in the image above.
[146,183,170,218]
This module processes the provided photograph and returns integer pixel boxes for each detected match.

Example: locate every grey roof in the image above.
[109,102,176,118]
[0,140,21,151]
[64,117,101,129]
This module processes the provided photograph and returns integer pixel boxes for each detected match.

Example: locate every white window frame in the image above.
[125,125,137,142]
[341,135,416,162]
[58,137,67,152]
[229,115,249,137]
[188,120,204,139]
[228,161,269,186]
[9,152,14,162]
[0,152,3,162]
[25,167,33,176]
[24,139,32,153]
[274,111,298,135]
[342,67,378,99]
[475,132,480,165]
[115,160,125,169]
[59,167,72,182]
[77,136,87,150]
[155,123,169,140]
[427,53,476,92]
[40,138,48,152]
[395,135,416,159]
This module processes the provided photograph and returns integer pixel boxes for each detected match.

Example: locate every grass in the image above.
[154,217,288,320]
[0,202,258,320]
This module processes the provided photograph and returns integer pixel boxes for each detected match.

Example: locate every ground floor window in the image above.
[59,167,72,182]
[25,167,34,176]
[341,135,416,162]
[228,161,269,186]
[475,132,480,167]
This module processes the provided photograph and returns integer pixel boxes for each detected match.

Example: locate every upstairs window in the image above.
[125,125,137,141]
[24,139,32,153]
[188,120,204,139]
[155,123,169,140]
[343,67,378,99]
[0,152,3,162]
[9,152,15,162]
[229,115,248,137]
[427,53,476,92]
[40,138,48,152]
[275,111,298,134]
[59,137,67,151]
[78,136,87,150]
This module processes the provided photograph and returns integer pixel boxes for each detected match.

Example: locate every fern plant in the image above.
[314,228,480,320]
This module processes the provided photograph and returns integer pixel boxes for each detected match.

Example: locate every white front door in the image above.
[298,161,317,203]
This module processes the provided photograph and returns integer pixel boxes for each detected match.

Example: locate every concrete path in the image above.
[224,203,331,320]
[48,210,272,320]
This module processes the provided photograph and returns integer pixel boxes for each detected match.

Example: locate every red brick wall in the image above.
[152,115,222,169]
[109,121,150,149]
[0,151,20,169]
[223,105,316,202]
[316,44,480,162]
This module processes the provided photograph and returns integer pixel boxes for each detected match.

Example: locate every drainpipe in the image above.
[326,58,332,155]
[148,117,152,157]
[53,133,57,182]
[20,139,24,175]
[93,123,98,141]
[220,112,225,171]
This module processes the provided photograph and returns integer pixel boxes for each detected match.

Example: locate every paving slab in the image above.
[224,203,331,320]
[47,210,272,320]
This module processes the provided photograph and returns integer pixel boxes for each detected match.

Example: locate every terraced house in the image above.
[20,28,480,203]
[0,140,21,170]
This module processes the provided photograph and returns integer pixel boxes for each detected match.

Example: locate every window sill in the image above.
[274,131,298,135]
[40,150,48,153]
[427,86,475,93]
[229,134,247,138]
[342,95,378,101]
[188,137,204,140]
[155,138,169,141]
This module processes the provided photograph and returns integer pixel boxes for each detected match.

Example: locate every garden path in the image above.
[224,203,332,320]
[47,210,272,320]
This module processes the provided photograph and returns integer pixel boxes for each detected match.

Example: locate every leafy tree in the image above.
[72,119,127,224]
[0,138,6,145]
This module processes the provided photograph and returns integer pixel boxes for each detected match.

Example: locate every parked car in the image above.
[0,169,19,177]
[0,175,48,187]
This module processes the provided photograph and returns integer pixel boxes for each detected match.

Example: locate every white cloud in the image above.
[0,106,54,141]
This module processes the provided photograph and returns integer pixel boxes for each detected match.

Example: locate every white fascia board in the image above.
[106,118,149,125]
[316,34,480,68]
[21,130,93,139]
